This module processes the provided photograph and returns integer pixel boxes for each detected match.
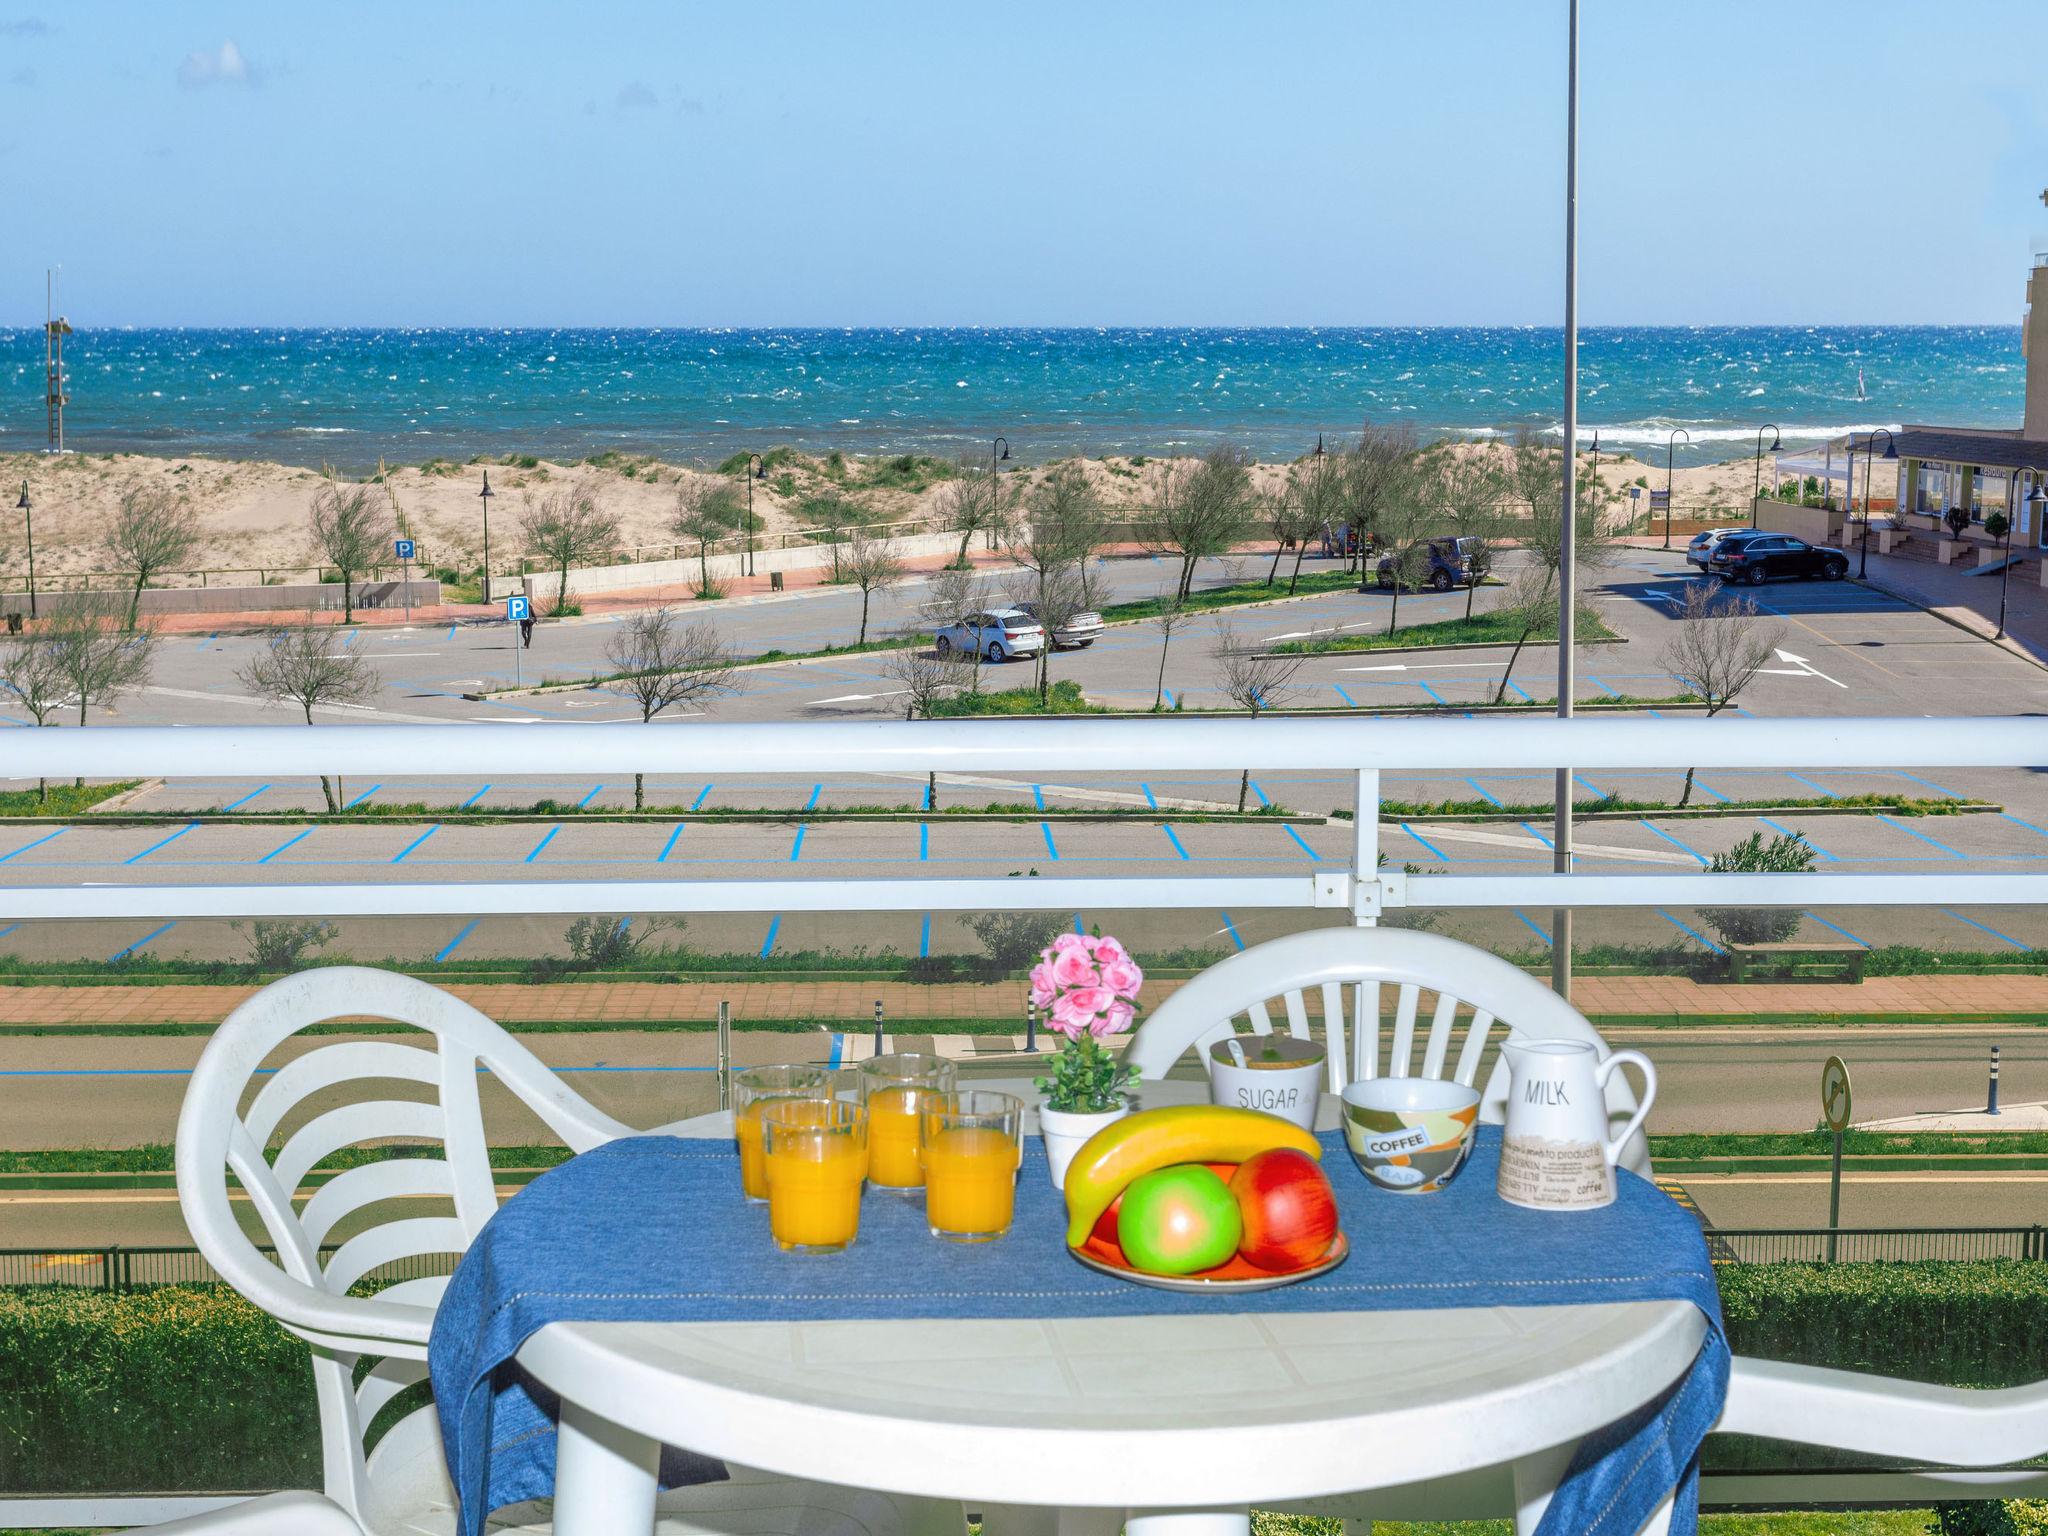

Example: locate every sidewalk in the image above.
[1848,545,2048,671]
[6,970,2048,1030]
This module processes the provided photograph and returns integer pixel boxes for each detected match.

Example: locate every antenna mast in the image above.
[44,268,70,454]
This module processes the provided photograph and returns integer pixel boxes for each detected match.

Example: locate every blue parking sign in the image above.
[394,538,415,560]
[505,595,530,622]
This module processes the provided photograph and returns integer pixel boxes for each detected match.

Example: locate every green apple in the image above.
[1117,1164,1243,1275]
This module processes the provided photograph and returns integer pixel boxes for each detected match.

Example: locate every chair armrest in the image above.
[142,1489,366,1534]
[1721,1355,2048,1467]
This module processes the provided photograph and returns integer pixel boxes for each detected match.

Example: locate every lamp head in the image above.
[753,458,767,479]
[14,480,26,511]
[479,470,492,499]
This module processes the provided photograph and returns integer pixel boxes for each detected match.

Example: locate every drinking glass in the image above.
[920,1090,1023,1243]
[760,1098,869,1253]
[856,1053,958,1191]
[732,1064,834,1202]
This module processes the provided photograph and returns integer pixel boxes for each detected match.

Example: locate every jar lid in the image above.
[1209,1034,1325,1069]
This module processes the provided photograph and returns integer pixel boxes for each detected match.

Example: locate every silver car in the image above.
[1686,528,1746,571]
[1017,601,1103,649]
[932,608,1046,663]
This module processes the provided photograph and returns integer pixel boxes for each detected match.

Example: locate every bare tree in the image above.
[1340,423,1421,584]
[883,645,971,811]
[1211,622,1308,811]
[924,565,994,693]
[1149,592,1195,712]
[1005,463,1105,701]
[794,490,859,581]
[0,635,69,802]
[1421,445,1508,619]
[603,609,741,810]
[1145,448,1256,601]
[936,459,1010,568]
[1660,582,1785,807]
[1488,566,1561,705]
[237,626,380,812]
[107,483,203,630]
[519,482,620,616]
[842,523,904,647]
[670,480,744,598]
[309,476,395,625]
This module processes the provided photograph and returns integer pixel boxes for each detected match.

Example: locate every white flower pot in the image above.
[1039,1102,1130,1188]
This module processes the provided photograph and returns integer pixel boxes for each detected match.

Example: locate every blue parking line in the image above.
[125,824,199,865]
[1520,821,1554,849]
[2001,813,2048,842]
[1657,908,1723,954]
[222,785,269,811]
[392,827,439,864]
[433,920,480,963]
[1758,817,1834,861]
[446,624,457,640]
[524,826,561,863]
[919,824,930,861]
[1219,912,1246,950]
[1250,780,1271,808]
[110,923,176,962]
[197,632,218,651]
[1401,823,1454,862]
[1464,777,1503,807]
[1804,912,1869,947]
[461,785,492,809]
[1691,778,1730,803]
[1588,675,1619,698]
[1162,689,1176,709]
[759,916,781,958]
[0,924,17,942]
[1892,771,1959,799]
[1041,822,1060,860]
[658,824,686,862]
[1282,825,1320,861]
[1512,909,1552,947]
[1941,909,2028,949]
[577,784,604,808]
[1788,773,1835,799]
[1141,783,1160,809]
[1332,684,1360,707]
[1032,784,1046,811]
[1575,774,1605,799]
[1162,825,1190,860]
[1418,681,1449,705]
[790,826,806,861]
[1876,814,1963,858]
[341,629,357,648]
[1638,820,1707,866]
[919,914,932,958]
[1507,680,1532,702]
[691,784,714,810]
[0,828,67,864]
[257,828,315,864]
[804,784,823,811]
[344,784,381,809]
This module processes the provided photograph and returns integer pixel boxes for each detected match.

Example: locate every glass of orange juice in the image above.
[920,1090,1023,1243]
[760,1098,869,1253]
[856,1053,957,1192]
[733,1065,834,1202]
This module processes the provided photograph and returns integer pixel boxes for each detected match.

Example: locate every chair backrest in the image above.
[174,967,634,1529]
[1125,928,1652,1176]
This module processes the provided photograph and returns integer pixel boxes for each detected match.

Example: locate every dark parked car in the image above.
[1705,531,1850,584]
[1685,527,1746,572]
[1377,536,1485,591]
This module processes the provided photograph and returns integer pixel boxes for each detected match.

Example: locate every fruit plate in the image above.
[1069,1230,1349,1293]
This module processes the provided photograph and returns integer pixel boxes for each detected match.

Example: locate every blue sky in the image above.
[4,2,2044,327]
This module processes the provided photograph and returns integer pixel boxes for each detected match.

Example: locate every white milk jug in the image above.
[1496,1038,1657,1211]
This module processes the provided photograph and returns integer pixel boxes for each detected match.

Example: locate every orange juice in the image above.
[923,1125,1019,1240]
[736,1098,809,1200]
[765,1131,868,1251]
[866,1086,925,1188]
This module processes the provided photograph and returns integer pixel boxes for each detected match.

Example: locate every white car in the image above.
[1685,528,1746,571]
[1018,601,1104,649]
[933,608,1046,662]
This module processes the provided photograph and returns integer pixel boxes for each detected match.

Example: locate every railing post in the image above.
[103,1244,119,1293]
[873,999,884,1055]
[1987,1044,2001,1115]
[1351,768,1380,927]
[716,1000,732,1110]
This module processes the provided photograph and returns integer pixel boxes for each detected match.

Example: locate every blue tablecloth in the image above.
[430,1128,1726,1536]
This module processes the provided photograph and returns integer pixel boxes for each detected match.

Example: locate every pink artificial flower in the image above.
[1048,995,1096,1036]
[1093,936,1129,965]
[1098,958,1144,998]
[1049,933,1089,957]
[1092,1000,1136,1038]
[1062,986,1112,1020]
[1050,948,1098,989]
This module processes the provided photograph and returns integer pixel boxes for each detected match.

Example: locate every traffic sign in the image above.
[505,594,530,622]
[393,538,415,560]
[1820,1055,1853,1132]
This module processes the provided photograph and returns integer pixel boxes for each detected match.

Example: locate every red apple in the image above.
[1229,1148,1338,1271]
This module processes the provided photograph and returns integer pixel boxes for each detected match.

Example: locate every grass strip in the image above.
[1269,605,1617,655]
[0,781,142,817]
[1334,791,1989,821]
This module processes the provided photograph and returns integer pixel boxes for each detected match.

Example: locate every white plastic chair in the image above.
[175,965,967,1536]
[1125,927,1652,1173]
[129,1491,370,1535]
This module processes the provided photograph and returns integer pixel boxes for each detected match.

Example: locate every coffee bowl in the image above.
[1340,1077,1481,1193]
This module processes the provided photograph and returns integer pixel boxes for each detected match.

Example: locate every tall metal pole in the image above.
[746,454,762,577]
[1662,429,1689,548]
[1752,424,1781,523]
[1550,0,1580,1001]
[478,471,494,605]
[16,481,35,620]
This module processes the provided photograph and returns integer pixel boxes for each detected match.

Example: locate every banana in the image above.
[1062,1105,1321,1247]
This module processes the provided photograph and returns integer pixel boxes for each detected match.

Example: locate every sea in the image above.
[0,325,2025,472]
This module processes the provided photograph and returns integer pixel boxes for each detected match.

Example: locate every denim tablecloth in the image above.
[430,1127,1727,1536]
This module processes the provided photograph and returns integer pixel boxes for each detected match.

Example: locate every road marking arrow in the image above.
[1772,648,1848,689]
[812,689,912,704]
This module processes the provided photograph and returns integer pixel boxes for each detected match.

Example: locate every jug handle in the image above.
[1594,1049,1658,1167]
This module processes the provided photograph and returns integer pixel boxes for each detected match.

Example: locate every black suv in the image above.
[1377,536,1485,591]
[1705,532,1850,584]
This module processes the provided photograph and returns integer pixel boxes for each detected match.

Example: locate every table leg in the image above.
[553,1400,661,1536]
[981,1508,1123,1536]
[1510,1440,1578,1536]
[1126,1506,1250,1536]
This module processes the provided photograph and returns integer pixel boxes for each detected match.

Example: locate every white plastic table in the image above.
[516,1294,1703,1536]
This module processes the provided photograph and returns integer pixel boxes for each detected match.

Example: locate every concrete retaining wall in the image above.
[1750,498,1846,545]
[0,579,440,617]
[524,531,960,604]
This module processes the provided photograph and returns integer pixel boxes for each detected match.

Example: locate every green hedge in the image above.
[4,1261,2045,1495]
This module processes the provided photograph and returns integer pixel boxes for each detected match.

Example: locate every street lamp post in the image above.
[745,454,766,577]
[478,471,494,605]
[1852,427,1895,580]
[1551,0,1581,1000]
[990,437,1009,550]
[1751,424,1782,523]
[1663,428,1690,549]
[15,481,34,620]
[2003,483,2048,640]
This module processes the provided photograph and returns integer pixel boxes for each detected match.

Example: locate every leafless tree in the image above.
[794,490,859,581]
[1489,566,1562,705]
[0,634,69,801]
[1660,581,1785,807]
[936,459,1010,568]
[670,479,744,598]
[1212,620,1308,811]
[1149,592,1196,712]
[1005,464,1106,701]
[924,565,995,693]
[842,523,905,647]
[107,482,203,630]
[1145,448,1256,601]
[1501,426,1622,579]
[1421,445,1509,619]
[309,476,395,625]
[1341,423,1421,583]
[519,482,620,616]
[884,645,970,809]
[237,625,381,812]
[603,609,741,810]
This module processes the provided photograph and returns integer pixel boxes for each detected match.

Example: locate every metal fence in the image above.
[1707,1226,2048,1265]
[0,1245,457,1292]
